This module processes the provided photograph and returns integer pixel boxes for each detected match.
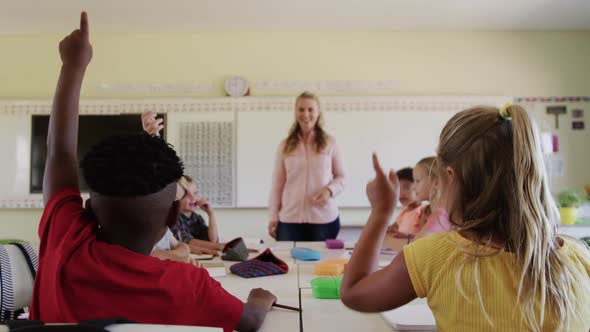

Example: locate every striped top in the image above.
[404,231,590,331]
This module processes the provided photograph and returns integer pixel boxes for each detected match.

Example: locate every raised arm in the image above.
[197,199,219,243]
[340,154,417,312]
[43,12,93,203]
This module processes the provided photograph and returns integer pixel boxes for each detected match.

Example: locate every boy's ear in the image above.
[166,200,180,228]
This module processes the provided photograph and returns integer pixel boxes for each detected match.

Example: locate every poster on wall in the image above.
[178,121,234,207]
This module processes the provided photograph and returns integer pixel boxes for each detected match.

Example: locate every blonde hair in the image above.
[283,91,328,154]
[176,175,194,199]
[437,105,590,331]
[415,156,437,228]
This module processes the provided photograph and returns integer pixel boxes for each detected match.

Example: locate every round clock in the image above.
[224,76,249,97]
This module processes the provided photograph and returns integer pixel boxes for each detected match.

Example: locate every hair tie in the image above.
[499,103,512,119]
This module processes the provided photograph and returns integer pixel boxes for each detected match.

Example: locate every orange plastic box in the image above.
[313,258,349,276]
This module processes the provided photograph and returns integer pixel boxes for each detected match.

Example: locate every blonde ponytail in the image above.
[437,105,590,331]
[508,105,589,331]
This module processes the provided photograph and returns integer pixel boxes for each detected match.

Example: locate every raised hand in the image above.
[366,153,399,215]
[59,12,93,69]
[43,12,92,204]
[141,111,164,136]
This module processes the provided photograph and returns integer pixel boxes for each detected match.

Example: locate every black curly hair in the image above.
[80,133,184,196]
[395,167,414,182]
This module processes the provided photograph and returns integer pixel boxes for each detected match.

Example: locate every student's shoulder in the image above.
[404,232,457,257]
[403,232,458,297]
[41,188,84,228]
[46,188,83,211]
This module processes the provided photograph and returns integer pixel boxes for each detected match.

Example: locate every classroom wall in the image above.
[1,31,590,98]
[1,30,590,242]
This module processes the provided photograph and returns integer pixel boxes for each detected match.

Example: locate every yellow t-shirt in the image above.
[403,231,590,331]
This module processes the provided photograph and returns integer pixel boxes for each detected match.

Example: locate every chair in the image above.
[0,241,38,322]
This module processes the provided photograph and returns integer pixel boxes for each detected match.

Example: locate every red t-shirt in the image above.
[30,189,243,332]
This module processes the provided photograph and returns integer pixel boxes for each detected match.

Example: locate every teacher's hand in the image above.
[312,188,331,207]
[268,221,278,239]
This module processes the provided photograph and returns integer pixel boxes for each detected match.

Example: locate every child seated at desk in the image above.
[386,167,422,235]
[412,158,451,240]
[172,175,225,255]
[388,158,450,239]
[31,13,276,332]
[151,227,200,266]
[342,105,590,331]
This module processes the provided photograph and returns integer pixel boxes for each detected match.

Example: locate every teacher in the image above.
[268,91,347,241]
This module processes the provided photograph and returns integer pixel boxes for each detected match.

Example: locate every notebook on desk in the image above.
[201,262,227,278]
[380,304,436,331]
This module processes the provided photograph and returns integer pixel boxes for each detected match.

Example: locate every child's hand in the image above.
[190,246,219,256]
[247,288,277,311]
[366,153,399,215]
[59,12,92,69]
[197,198,213,215]
[386,223,399,234]
[189,257,202,268]
[312,188,331,207]
[141,111,164,136]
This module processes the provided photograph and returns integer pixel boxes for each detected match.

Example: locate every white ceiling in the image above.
[1,0,589,33]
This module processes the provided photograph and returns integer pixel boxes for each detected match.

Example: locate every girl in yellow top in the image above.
[341,105,590,332]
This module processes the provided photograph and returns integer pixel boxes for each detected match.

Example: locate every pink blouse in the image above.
[268,134,346,224]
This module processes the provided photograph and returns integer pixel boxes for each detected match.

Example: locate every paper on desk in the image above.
[201,262,227,278]
[380,304,436,331]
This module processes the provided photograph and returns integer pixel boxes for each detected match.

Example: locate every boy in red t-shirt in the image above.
[30,12,276,332]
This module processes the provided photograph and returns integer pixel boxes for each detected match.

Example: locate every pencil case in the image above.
[222,237,249,261]
[290,247,321,261]
[310,276,343,299]
[230,248,289,278]
[325,239,344,249]
[313,258,348,276]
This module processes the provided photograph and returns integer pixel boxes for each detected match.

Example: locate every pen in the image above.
[273,303,302,312]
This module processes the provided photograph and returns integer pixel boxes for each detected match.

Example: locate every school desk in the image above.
[214,241,300,332]
[300,288,392,332]
[382,235,409,252]
[0,325,221,332]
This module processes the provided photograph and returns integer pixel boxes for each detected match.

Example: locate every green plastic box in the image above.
[310,276,343,299]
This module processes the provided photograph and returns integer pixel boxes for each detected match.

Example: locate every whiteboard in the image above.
[236,110,455,207]
[0,97,512,208]
[236,110,292,207]
[236,96,511,207]
[325,111,456,206]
